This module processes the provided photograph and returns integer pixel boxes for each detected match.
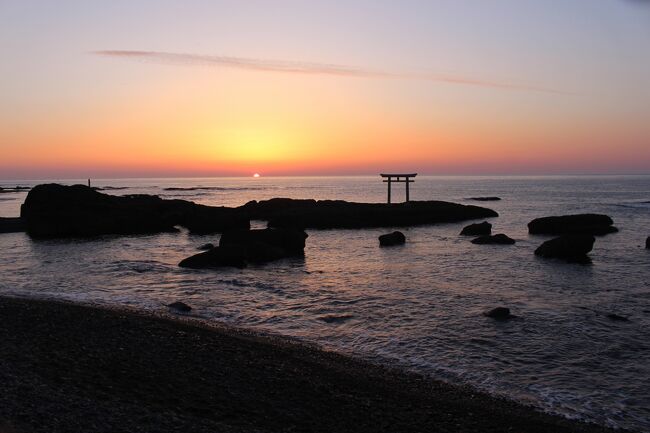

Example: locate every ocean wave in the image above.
[107,259,170,274]
[614,201,650,209]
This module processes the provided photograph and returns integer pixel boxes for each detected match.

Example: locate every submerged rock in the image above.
[606,313,629,322]
[534,235,595,262]
[167,302,192,312]
[379,231,406,247]
[460,221,492,236]
[484,307,513,320]
[179,228,308,269]
[240,198,498,229]
[197,243,215,251]
[468,197,501,201]
[528,214,617,236]
[646,236,649,249]
[21,184,249,238]
[471,234,515,245]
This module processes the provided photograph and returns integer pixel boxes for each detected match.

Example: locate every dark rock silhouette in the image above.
[20,185,497,237]
[20,184,249,238]
[468,197,501,201]
[197,243,215,251]
[471,234,515,245]
[220,228,308,262]
[606,313,629,322]
[179,244,248,269]
[0,217,25,234]
[180,228,308,269]
[240,198,498,229]
[528,214,617,236]
[379,231,406,247]
[167,302,192,312]
[484,307,513,320]
[646,236,649,249]
[460,221,492,236]
[534,235,595,262]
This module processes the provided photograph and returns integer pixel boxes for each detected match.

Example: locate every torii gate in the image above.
[380,173,417,204]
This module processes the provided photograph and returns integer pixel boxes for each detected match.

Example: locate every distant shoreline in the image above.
[0,295,625,433]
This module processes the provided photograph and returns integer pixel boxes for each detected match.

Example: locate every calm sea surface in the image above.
[1,176,649,431]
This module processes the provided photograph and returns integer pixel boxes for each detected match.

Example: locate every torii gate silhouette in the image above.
[380,173,417,204]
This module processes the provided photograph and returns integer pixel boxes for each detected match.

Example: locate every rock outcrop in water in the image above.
[167,302,192,312]
[379,231,406,247]
[0,217,25,234]
[19,185,498,237]
[534,235,595,262]
[219,228,308,260]
[179,228,308,269]
[606,313,629,322]
[468,197,501,201]
[179,244,248,269]
[460,221,492,236]
[484,307,513,320]
[646,236,649,249]
[0,186,30,193]
[471,234,515,245]
[20,184,249,238]
[239,198,498,229]
[528,214,617,236]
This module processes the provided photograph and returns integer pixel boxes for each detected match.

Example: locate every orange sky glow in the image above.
[1,1,649,178]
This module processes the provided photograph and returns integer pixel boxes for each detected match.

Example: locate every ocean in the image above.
[1,175,649,431]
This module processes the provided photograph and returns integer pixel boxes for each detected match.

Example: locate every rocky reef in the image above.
[240,198,497,229]
[18,186,498,238]
[20,184,249,238]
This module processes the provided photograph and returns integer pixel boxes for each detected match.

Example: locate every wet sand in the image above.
[0,296,626,433]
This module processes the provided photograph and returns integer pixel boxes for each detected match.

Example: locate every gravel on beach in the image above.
[0,296,626,433]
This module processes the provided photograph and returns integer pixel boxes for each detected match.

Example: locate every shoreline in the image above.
[0,295,627,433]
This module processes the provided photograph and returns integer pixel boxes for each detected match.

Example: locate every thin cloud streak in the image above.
[93,50,571,94]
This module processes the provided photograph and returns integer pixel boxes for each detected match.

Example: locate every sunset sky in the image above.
[1,0,649,178]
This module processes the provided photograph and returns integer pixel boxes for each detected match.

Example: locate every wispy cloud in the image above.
[92,50,570,94]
